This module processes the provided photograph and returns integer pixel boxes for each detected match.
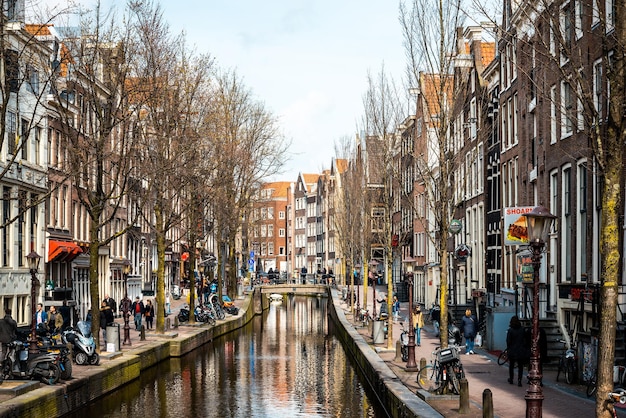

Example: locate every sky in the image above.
[46,0,408,182]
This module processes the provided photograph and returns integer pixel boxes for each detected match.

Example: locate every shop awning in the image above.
[48,240,82,263]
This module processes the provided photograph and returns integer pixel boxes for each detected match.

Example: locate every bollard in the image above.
[459,378,470,413]
[417,357,427,382]
[165,317,171,331]
[482,388,493,418]
[174,316,179,328]
[140,324,146,341]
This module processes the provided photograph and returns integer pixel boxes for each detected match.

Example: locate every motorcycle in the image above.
[61,321,99,366]
[0,340,61,385]
[178,304,216,326]
[34,327,72,380]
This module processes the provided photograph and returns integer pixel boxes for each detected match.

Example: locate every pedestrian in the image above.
[506,315,528,386]
[412,305,424,346]
[166,291,171,316]
[48,305,63,334]
[300,266,307,285]
[461,309,477,355]
[99,301,114,343]
[0,308,17,361]
[392,295,400,322]
[104,294,117,318]
[131,296,145,331]
[144,299,154,330]
[59,300,71,331]
[34,303,48,331]
[430,304,441,337]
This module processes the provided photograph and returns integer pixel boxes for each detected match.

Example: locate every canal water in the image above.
[64,295,387,418]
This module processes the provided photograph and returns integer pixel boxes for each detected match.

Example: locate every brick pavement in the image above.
[341,285,613,418]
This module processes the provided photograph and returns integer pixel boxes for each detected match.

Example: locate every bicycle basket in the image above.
[437,346,459,364]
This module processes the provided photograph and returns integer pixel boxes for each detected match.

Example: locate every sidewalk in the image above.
[340,284,602,418]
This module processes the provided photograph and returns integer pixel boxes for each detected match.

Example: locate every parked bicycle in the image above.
[607,389,626,418]
[416,345,465,395]
[586,365,626,398]
[556,339,578,384]
[357,308,372,327]
[497,349,509,366]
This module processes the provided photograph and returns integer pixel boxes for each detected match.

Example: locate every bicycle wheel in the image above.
[586,375,597,398]
[449,364,461,394]
[565,359,576,384]
[416,364,442,392]
[497,350,509,366]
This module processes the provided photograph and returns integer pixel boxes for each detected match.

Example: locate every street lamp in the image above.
[121,260,132,345]
[523,205,556,418]
[26,251,41,354]
[405,271,417,371]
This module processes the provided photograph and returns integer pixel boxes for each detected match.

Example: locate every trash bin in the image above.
[342,287,348,300]
[106,323,120,352]
[372,320,385,344]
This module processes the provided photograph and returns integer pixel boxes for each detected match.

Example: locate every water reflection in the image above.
[65,295,385,417]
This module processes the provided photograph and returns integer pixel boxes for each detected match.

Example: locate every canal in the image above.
[64,295,387,417]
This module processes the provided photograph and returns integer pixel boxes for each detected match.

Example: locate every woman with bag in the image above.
[144,299,154,330]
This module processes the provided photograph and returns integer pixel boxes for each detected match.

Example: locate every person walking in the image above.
[0,308,17,362]
[131,296,145,331]
[34,303,48,331]
[412,306,424,346]
[165,292,171,316]
[48,305,63,334]
[392,295,401,322]
[144,299,154,330]
[99,301,114,343]
[430,305,441,337]
[506,315,528,386]
[461,309,477,355]
[104,294,117,318]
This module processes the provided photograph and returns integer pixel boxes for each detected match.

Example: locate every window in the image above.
[268,207,274,219]
[593,59,603,119]
[560,2,574,63]
[21,118,28,160]
[5,50,18,93]
[561,81,575,137]
[606,0,615,32]
[550,86,557,143]
[26,65,39,94]
[267,224,273,238]
[279,211,285,219]
[279,228,285,237]
[34,126,40,165]
[592,0,600,27]
[7,112,16,155]
[268,243,274,256]
[2,187,10,267]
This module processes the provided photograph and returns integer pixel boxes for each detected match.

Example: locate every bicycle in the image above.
[586,365,626,398]
[416,345,465,395]
[497,349,509,366]
[556,339,578,384]
[608,389,626,418]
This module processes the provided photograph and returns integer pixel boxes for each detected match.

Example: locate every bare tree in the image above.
[207,70,288,299]
[400,0,464,349]
[50,2,142,347]
[127,0,215,332]
[360,67,405,349]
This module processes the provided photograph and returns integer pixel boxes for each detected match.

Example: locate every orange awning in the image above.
[48,240,82,263]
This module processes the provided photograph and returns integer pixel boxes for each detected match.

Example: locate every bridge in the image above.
[256,284,329,296]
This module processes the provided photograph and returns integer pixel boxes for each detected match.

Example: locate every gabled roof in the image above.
[262,181,291,199]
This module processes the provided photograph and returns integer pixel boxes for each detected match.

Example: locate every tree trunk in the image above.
[155,204,166,334]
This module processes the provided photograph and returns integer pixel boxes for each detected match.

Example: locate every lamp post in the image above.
[26,251,41,355]
[523,205,556,418]
[121,260,132,345]
[405,271,417,371]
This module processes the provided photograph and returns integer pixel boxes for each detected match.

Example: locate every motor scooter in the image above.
[0,340,61,385]
[61,321,99,365]
[172,285,181,300]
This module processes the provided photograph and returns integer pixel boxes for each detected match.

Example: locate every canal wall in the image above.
[327,288,443,418]
[0,293,264,418]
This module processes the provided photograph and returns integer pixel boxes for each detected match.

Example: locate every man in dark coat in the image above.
[0,308,17,361]
[506,315,528,386]
[131,297,145,331]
